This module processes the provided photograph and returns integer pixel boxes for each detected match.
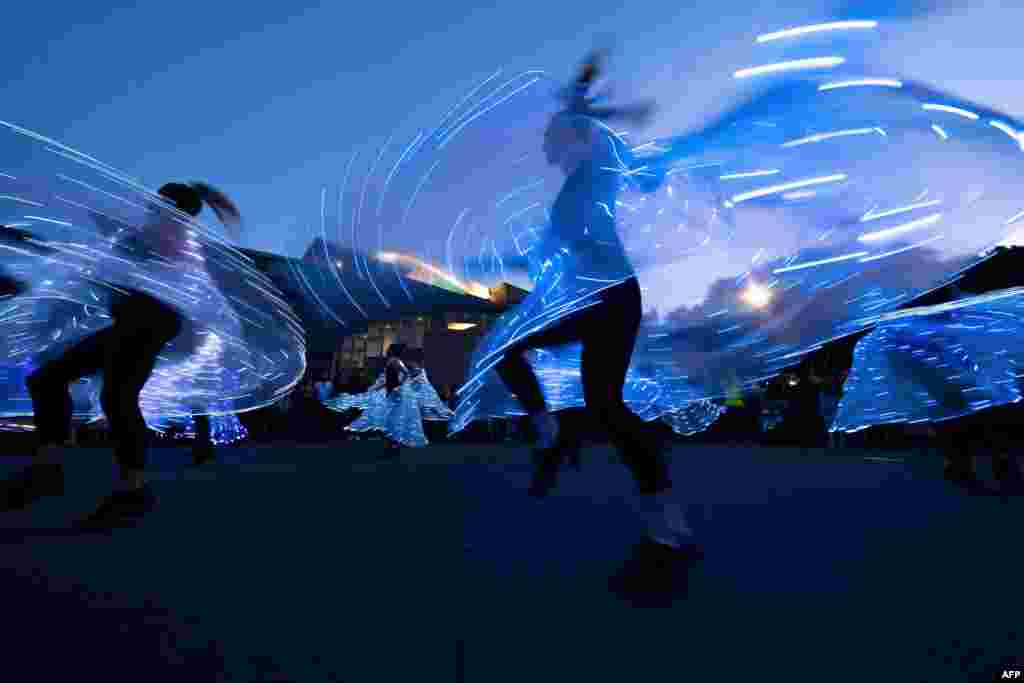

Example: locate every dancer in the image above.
[491,53,697,560]
[380,345,424,449]
[329,343,430,448]
[326,342,406,417]
[0,181,240,527]
[832,289,1024,493]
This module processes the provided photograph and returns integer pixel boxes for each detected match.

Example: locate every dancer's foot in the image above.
[608,537,703,606]
[528,412,559,450]
[943,462,978,486]
[75,485,157,529]
[0,463,65,511]
[379,439,401,458]
[528,435,581,497]
[529,444,562,498]
[645,534,704,561]
[190,444,216,467]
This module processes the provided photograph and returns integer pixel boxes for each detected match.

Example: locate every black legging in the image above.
[495,277,670,494]
[27,292,182,471]
[194,413,212,448]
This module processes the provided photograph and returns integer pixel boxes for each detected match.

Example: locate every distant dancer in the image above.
[328,343,429,449]
[403,347,454,443]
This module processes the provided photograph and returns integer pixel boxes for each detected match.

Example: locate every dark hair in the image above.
[158,183,203,217]
[385,343,407,359]
[404,347,424,364]
[558,50,653,127]
[158,181,242,238]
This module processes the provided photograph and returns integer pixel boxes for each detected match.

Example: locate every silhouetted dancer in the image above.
[492,53,700,571]
[0,182,240,528]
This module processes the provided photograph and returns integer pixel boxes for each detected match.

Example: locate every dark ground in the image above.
[0,442,1020,682]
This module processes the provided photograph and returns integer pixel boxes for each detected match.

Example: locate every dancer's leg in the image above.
[27,327,116,456]
[99,332,166,489]
[79,298,180,527]
[578,279,689,547]
[1,328,116,511]
[495,313,589,450]
[191,413,215,466]
[579,280,670,493]
[103,296,181,480]
[494,309,601,495]
[194,413,212,445]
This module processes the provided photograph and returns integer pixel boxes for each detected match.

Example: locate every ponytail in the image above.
[157,180,242,242]
[560,50,654,128]
[189,181,242,241]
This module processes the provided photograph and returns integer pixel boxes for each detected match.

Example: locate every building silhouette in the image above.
[245,239,528,390]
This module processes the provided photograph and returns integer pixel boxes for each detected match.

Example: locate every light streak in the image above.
[922,103,978,120]
[780,127,885,148]
[818,78,902,91]
[733,57,845,79]
[858,213,943,242]
[772,251,869,273]
[756,20,878,43]
[730,173,846,203]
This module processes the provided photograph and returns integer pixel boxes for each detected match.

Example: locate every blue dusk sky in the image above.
[1,0,1016,262]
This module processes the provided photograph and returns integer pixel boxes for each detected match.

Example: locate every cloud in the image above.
[831,0,964,22]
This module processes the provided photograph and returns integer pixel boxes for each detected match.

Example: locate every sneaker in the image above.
[75,485,158,529]
[190,444,216,467]
[378,439,401,458]
[528,435,581,498]
[608,537,703,606]
[647,535,705,562]
[0,463,65,511]
[528,432,585,497]
[943,462,978,486]
[529,446,560,498]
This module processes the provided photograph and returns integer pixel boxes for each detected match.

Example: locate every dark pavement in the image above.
[0,442,1019,681]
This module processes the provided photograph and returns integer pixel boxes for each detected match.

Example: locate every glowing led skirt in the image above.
[833,288,1024,432]
[0,121,306,424]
